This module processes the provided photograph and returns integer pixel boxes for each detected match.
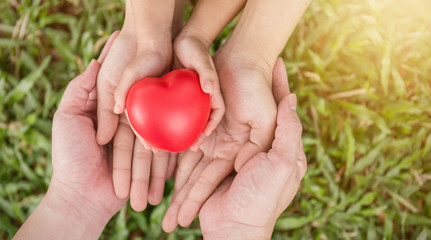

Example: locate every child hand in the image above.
[173,33,225,146]
[96,29,175,211]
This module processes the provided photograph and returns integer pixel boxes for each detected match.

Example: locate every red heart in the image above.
[125,69,211,152]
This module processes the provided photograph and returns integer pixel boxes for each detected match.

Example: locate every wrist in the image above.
[218,38,275,71]
[14,186,112,240]
[45,180,113,236]
[203,224,273,240]
[176,25,212,50]
[214,47,273,85]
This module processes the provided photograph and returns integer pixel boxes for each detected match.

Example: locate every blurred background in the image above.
[1,0,431,239]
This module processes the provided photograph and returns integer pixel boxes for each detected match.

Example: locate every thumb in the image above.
[57,59,101,116]
[113,54,167,114]
[267,94,302,165]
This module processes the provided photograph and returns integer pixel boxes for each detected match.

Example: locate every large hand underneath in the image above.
[199,58,307,239]
[162,56,279,232]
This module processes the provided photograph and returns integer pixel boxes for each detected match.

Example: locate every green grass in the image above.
[1,0,431,239]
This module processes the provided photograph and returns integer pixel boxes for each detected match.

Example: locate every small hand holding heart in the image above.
[125,69,211,152]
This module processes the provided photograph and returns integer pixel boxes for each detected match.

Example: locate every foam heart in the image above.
[125,69,211,152]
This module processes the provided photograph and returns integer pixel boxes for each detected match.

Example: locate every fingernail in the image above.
[288,94,297,111]
[204,82,213,93]
[113,103,122,114]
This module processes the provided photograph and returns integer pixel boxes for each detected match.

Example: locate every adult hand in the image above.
[199,58,307,239]
[162,0,311,230]
[14,38,126,239]
[162,56,278,231]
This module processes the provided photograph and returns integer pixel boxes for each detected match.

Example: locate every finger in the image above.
[166,152,178,180]
[162,156,211,232]
[178,158,234,227]
[203,90,225,136]
[98,31,120,64]
[113,54,166,114]
[174,150,203,195]
[58,59,100,115]
[130,140,152,212]
[125,109,153,150]
[272,57,290,105]
[174,40,225,136]
[84,87,98,122]
[152,147,162,154]
[199,174,234,213]
[189,134,205,152]
[112,114,135,199]
[234,105,277,172]
[96,74,119,145]
[148,151,169,205]
[297,140,307,180]
[267,94,302,165]
[172,53,184,70]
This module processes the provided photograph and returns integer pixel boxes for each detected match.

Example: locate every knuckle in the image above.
[290,119,303,132]
[196,175,215,189]
[118,115,130,125]
[131,177,149,186]
[113,166,131,172]
[113,143,133,154]
[99,107,115,118]
[135,146,152,157]
[295,120,304,133]
[114,85,127,98]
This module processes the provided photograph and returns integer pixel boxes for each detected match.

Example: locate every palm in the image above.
[193,70,276,177]
[52,69,126,217]
[162,51,278,231]
[52,117,123,213]
[98,31,137,95]
[200,153,298,232]
[200,89,307,239]
[215,59,277,167]
[199,154,281,236]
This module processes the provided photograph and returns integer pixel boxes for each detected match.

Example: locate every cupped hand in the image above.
[199,59,306,239]
[162,56,280,232]
[51,47,126,223]
[95,29,175,211]
[173,32,225,138]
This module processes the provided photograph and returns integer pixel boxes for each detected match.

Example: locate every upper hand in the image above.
[162,54,279,232]
[199,58,307,239]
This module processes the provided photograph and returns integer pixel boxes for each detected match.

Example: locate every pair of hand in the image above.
[14,36,306,239]
[95,0,311,232]
[94,7,225,212]
[161,0,311,231]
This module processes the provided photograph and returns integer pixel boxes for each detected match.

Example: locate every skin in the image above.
[172,0,246,136]
[13,56,306,239]
[113,0,175,116]
[94,0,225,210]
[112,0,224,144]
[163,0,311,231]
[14,41,125,239]
[199,58,307,239]
[95,1,180,211]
